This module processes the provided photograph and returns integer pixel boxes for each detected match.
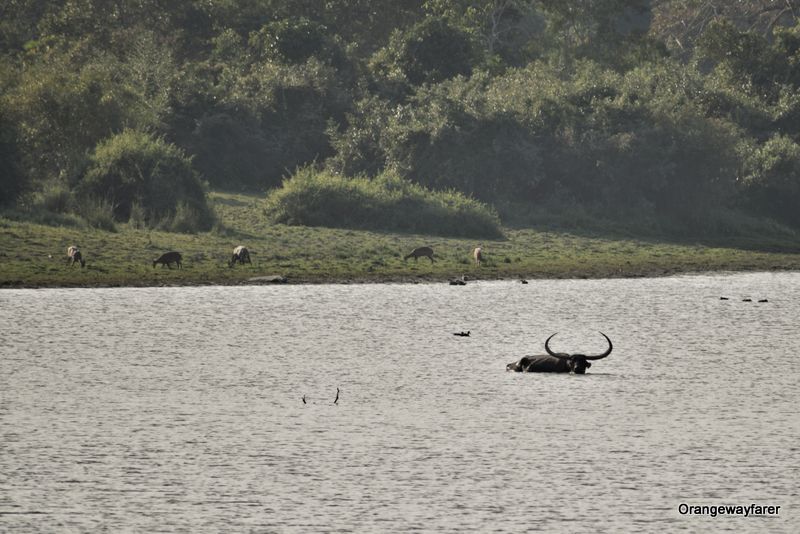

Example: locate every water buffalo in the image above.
[404,246,435,263]
[66,246,85,268]
[506,332,613,374]
[229,245,251,267]
[153,251,182,269]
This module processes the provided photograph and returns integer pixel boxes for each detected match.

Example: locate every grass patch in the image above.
[1,190,800,288]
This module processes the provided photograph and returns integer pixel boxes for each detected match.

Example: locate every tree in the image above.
[6,53,130,184]
[740,135,800,227]
[0,105,26,205]
[371,17,479,87]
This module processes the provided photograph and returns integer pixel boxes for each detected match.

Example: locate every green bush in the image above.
[32,180,75,214]
[78,197,117,232]
[264,167,503,238]
[78,130,214,232]
[5,53,132,184]
[249,18,333,65]
[204,56,352,189]
[370,17,478,87]
[739,135,800,227]
[188,111,278,190]
[0,105,26,205]
[167,201,213,233]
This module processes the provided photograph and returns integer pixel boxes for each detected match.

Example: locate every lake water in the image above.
[1,273,798,533]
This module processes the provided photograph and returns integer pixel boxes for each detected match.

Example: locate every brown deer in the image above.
[153,251,182,269]
[404,246,435,263]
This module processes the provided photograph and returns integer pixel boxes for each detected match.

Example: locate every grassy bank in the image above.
[2,191,800,288]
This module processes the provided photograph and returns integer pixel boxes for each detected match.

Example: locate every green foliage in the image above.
[371,17,478,87]
[78,130,214,232]
[249,18,330,64]
[696,20,776,92]
[384,79,543,202]
[78,197,117,232]
[337,59,740,227]
[199,41,354,188]
[5,51,130,183]
[166,200,214,233]
[739,135,800,227]
[536,0,656,68]
[114,30,177,131]
[696,20,800,100]
[31,180,75,214]
[325,97,391,178]
[0,104,26,205]
[187,111,277,190]
[3,0,800,237]
[264,167,503,238]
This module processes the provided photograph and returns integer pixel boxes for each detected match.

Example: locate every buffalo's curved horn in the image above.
[584,332,613,360]
[544,333,570,359]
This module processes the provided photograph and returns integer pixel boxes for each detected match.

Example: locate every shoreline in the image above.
[2,265,796,290]
[4,191,800,290]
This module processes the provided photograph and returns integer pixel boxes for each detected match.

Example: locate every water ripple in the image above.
[1,273,798,532]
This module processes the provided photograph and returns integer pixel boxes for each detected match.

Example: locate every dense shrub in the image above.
[0,106,26,205]
[325,97,391,178]
[77,197,117,232]
[739,135,800,227]
[264,167,503,238]
[249,18,331,65]
[329,60,745,229]
[78,130,214,232]
[30,180,75,214]
[387,111,544,203]
[203,57,352,189]
[6,55,130,184]
[5,1,800,237]
[188,111,278,190]
[333,73,549,203]
[370,17,478,88]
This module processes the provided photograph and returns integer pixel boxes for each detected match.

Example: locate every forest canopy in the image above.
[1,0,799,236]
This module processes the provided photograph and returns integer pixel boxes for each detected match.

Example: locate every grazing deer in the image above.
[229,245,251,267]
[66,246,85,268]
[404,246,435,263]
[153,251,182,269]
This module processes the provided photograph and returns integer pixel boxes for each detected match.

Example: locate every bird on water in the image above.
[334,388,340,404]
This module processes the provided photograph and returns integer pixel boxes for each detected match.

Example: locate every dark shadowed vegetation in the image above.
[1,1,799,249]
